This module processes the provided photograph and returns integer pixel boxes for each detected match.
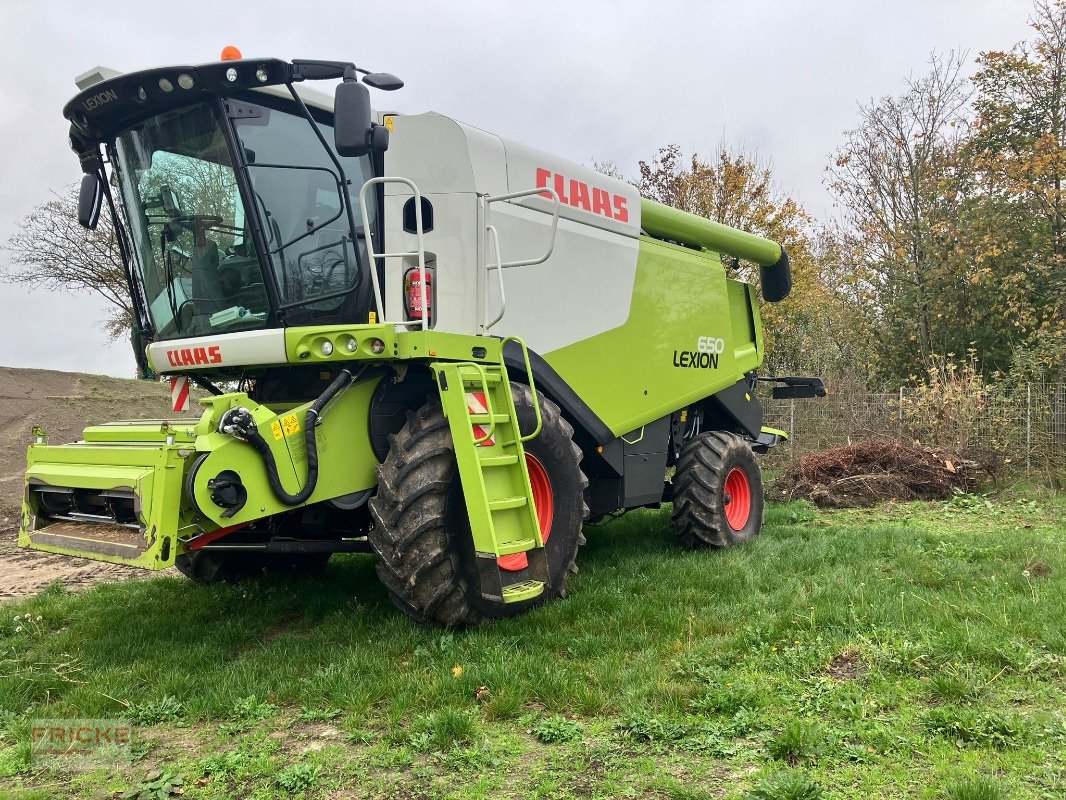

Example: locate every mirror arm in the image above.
[283,82,365,280]
[98,164,156,376]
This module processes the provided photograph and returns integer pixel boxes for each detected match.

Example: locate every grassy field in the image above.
[1,490,1064,799]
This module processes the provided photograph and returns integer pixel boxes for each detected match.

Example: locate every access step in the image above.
[478,454,519,467]
[502,580,546,603]
[488,495,528,511]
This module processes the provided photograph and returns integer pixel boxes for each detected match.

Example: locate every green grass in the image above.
[0,490,1064,798]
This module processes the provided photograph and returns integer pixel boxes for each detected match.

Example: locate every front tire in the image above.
[368,384,587,626]
[671,431,764,549]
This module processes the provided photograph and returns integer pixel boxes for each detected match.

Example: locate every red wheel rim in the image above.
[723,467,752,531]
[498,453,553,572]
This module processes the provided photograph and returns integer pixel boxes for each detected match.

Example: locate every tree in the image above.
[1,185,133,342]
[968,0,1066,376]
[827,52,973,381]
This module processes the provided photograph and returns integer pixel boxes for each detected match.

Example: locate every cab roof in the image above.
[66,58,340,143]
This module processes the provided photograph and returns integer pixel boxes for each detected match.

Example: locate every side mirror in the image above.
[369,123,389,152]
[78,173,103,230]
[362,72,404,91]
[334,80,372,157]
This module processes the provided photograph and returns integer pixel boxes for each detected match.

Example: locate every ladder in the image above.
[431,338,549,604]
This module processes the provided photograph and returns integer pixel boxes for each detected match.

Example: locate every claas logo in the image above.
[165,346,222,368]
[536,168,629,223]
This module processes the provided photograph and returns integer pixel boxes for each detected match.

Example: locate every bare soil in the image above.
[0,366,189,599]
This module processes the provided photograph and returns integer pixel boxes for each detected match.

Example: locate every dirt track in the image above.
[0,366,187,599]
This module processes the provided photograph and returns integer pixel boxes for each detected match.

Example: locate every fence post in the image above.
[1026,382,1032,473]
[898,386,904,437]
[789,399,795,461]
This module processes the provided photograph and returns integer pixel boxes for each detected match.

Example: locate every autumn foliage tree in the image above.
[826,4,1066,382]
[826,53,974,380]
[968,0,1066,378]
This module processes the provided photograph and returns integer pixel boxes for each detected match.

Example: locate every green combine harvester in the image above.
[20,49,824,625]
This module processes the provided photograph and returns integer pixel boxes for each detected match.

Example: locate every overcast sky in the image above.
[0,0,1035,378]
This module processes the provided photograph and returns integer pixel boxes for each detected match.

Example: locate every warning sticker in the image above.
[281,414,301,437]
[270,420,283,440]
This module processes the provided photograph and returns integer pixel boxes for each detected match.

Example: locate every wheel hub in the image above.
[723,467,752,531]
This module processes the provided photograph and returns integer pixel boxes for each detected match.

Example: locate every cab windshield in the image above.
[112,97,375,341]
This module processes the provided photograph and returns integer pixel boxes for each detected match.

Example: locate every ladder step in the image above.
[488,496,528,511]
[458,368,503,386]
[467,413,510,424]
[497,537,538,553]
[501,580,545,604]
[478,454,519,467]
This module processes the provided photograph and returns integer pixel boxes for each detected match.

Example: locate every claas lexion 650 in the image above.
[20,49,824,625]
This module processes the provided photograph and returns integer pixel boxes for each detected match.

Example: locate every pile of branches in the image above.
[771,439,992,508]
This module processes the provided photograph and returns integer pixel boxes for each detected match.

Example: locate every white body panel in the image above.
[382,112,642,354]
[147,329,287,372]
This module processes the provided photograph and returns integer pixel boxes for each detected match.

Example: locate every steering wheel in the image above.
[168,214,224,246]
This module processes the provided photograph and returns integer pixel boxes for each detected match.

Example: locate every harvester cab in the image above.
[20,49,824,625]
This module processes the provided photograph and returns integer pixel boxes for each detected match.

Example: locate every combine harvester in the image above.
[20,48,824,625]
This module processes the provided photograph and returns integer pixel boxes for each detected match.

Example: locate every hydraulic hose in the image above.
[223,368,356,506]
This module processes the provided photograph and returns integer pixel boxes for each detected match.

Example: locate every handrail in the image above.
[481,187,561,331]
[501,336,542,442]
[483,225,506,332]
[484,187,561,269]
[358,176,428,329]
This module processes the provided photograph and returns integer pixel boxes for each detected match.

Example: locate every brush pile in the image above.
[771,439,990,508]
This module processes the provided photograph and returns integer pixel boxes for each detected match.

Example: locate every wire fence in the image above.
[760,381,1066,483]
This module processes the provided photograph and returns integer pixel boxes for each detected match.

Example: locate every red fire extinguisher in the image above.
[404,266,433,320]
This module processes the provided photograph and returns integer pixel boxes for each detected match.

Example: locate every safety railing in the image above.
[501,336,543,442]
[358,176,429,330]
[481,187,561,332]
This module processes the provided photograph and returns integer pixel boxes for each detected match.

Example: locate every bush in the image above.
[901,353,1012,459]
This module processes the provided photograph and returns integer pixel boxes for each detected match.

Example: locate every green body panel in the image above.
[284,325,504,367]
[639,198,783,267]
[544,236,764,436]
[187,381,382,528]
[18,375,386,568]
[19,422,196,569]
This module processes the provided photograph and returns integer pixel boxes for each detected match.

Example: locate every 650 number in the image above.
[697,336,725,354]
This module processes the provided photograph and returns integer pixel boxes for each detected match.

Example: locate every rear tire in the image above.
[671,431,763,549]
[368,384,587,626]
